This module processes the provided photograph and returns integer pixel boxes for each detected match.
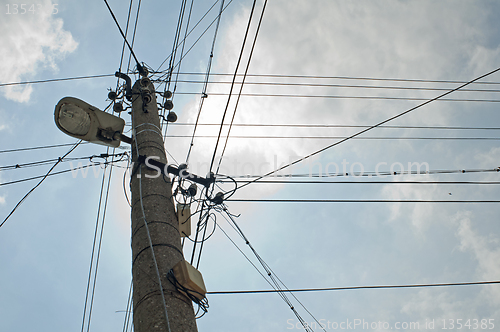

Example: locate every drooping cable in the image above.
[0,141,81,229]
[132,107,173,332]
[137,166,173,332]
[0,159,128,188]
[207,280,500,295]
[219,206,325,332]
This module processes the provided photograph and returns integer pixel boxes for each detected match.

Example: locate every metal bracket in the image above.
[137,155,215,188]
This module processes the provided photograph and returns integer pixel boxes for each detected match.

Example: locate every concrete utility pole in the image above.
[130,76,198,332]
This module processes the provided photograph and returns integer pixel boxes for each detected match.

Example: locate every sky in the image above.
[1,0,500,331]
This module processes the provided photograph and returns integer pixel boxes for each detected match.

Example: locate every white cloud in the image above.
[0,0,78,102]
[455,212,500,299]
[0,195,5,205]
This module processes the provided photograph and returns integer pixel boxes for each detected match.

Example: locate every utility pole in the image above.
[130,76,198,332]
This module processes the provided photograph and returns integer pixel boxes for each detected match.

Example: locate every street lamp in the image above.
[54,97,130,147]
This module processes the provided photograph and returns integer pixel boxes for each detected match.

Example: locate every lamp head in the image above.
[55,97,126,148]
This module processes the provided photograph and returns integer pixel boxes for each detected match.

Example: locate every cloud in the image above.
[0,195,5,205]
[455,212,500,287]
[0,0,78,102]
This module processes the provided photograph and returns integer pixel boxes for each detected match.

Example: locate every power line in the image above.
[215,0,268,175]
[0,74,115,87]
[0,141,81,229]
[185,0,226,164]
[209,0,258,171]
[228,167,500,179]
[223,180,500,185]
[125,0,142,74]
[177,72,500,85]
[0,153,127,171]
[4,71,500,89]
[207,280,500,295]
[173,91,500,103]
[103,0,145,75]
[166,135,500,141]
[187,0,227,268]
[0,159,128,188]
[169,122,500,131]
[162,78,500,93]
[218,206,325,332]
[226,199,500,203]
[154,0,234,76]
[234,66,500,192]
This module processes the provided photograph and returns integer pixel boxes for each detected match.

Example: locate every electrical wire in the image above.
[0,159,129,188]
[172,91,500,103]
[215,0,268,175]
[168,122,500,130]
[173,72,500,85]
[125,0,142,75]
[191,0,250,267]
[209,0,257,172]
[159,0,192,140]
[207,280,500,295]
[0,74,115,87]
[170,0,195,98]
[103,0,144,75]
[122,281,133,332]
[224,180,500,185]
[0,152,127,171]
[234,66,500,192]
[165,0,189,89]
[81,148,113,332]
[166,135,500,141]
[185,0,226,164]
[4,71,500,89]
[137,166,173,332]
[153,0,234,76]
[226,199,500,203]
[218,206,326,332]
[132,102,173,332]
[0,141,81,229]
[0,142,90,154]
[227,167,500,179]
[115,0,134,93]
[158,78,500,93]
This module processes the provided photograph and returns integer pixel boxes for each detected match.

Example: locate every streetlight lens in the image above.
[58,104,91,135]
